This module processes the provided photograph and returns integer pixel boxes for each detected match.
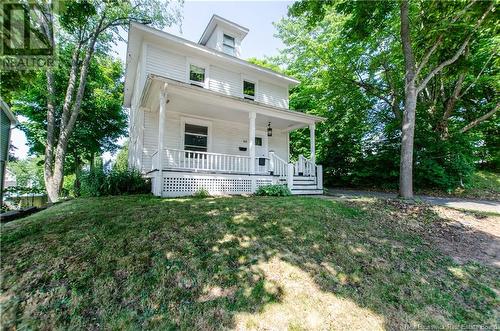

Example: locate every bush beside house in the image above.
[79,168,150,197]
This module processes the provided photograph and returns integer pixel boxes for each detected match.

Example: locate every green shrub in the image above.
[79,168,150,197]
[106,170,151,195]
[192,188,210,198]
[255,184,291,197]
[80,168,107,197]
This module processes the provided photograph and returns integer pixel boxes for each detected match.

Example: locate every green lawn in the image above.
[1,195,498,330]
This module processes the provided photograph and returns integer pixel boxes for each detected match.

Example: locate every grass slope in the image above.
[417,171,500,200]
[464,171,500,200]
[1,195,498,330]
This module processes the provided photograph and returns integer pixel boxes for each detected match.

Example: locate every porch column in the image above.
[309,123,316,164]
[248,111,256,174]
[157,83,167,196]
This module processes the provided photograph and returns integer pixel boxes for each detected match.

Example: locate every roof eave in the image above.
[0,98,18,125]
[199,14,249,45]
[147,74,325,123]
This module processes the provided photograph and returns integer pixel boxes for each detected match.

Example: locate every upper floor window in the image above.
[243,80,255,100]
[223,34,235,56]
[189,64,205,87]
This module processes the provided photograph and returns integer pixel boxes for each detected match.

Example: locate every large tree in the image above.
[284,0,498,197]
[11,45,127,182]
[397,0,496,197]
[31,0,182,202]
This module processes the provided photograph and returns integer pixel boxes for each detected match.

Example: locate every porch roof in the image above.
[140,74,325,130]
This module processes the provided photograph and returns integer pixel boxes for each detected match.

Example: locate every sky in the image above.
[10,0,294,160]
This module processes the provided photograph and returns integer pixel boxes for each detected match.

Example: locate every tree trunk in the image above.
[44,68,58,202]
[43,19,101,202]
[399,0,417,199]
[399,83,417,198]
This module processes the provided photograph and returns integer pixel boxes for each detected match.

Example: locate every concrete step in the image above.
[291,189,323,195]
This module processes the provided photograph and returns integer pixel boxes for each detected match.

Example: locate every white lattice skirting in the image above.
[151,171,276,197]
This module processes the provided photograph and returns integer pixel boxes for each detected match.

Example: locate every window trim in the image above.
[241,76,258,101]
[243,80,256,100]
[222,33,236,56]
[186,59,209,88]
[180,116,212,152]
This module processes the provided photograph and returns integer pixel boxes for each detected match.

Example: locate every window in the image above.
[223,34,235,56]
[255,137,262,146]
[184,123,208,154]
[189,64,205,86]
[243,80,255,100]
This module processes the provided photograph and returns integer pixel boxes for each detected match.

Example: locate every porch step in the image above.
[291,189,323,195]
[293,176,316,181]
[290,175,320,195]
[292,184,318,189]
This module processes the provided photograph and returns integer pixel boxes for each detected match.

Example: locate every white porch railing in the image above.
[164,148,251,173]
[269,152,288,178]
[150,149,323,191]
[294,154,316,177]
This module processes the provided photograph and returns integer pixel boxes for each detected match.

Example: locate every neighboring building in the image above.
[4,168,17,189]
[125,15,325,197]
[1,99,18,205]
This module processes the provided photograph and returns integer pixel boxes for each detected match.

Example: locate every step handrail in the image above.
[269,152,288,178]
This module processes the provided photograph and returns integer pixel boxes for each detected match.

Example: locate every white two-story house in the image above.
[124,15,325,197]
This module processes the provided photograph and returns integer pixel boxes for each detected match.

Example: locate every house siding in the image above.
[209,65,242,97]
[144,44,290,109]
[146,45,186,82]
[1,109,11,193]
[142,110,159,172]
[257,80,289,109]
[205,27,220,50]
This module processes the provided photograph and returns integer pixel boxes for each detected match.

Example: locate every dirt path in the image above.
[327,189,500,214]
[426,206,500,267]
[320,193,500,267]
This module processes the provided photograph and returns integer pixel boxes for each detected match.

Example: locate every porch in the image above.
[137,75,324,196]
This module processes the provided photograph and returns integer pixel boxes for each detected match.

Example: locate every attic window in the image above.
[189,64,205,87]
[223,34,235,56]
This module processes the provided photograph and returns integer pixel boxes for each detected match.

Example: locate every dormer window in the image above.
[189,64,206,87]
[243,80,255,100]
[223,34,235,56]
[199,16,248,58]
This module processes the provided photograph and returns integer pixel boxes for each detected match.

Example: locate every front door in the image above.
[254,133,268,173]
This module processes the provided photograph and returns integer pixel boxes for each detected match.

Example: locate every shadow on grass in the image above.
[1,195,498,329]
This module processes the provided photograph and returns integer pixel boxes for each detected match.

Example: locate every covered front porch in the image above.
[137,75,324,196]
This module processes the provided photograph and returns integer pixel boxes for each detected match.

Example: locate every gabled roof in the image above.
[199,14,249,45]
